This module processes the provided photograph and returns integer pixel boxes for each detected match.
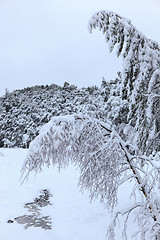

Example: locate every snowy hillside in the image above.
[0,75,128,149]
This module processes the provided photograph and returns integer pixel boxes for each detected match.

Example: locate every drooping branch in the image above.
[22,115,158,204]
[21,114,160,238]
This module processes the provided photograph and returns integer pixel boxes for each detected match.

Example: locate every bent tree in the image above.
[88,10,160,154]
[22,11,160,240]
[22,114,160,239]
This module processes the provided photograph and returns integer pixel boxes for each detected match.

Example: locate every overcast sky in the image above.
[0,0,160,96]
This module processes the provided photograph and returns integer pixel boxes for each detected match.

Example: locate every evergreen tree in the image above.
[0,83,109,147]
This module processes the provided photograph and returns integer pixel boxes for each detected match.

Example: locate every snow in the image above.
[0,148,110,240]
[0,147,142,239]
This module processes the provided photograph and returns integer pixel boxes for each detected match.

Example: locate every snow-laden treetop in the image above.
[89,10,160,153]
[89,10,160,100]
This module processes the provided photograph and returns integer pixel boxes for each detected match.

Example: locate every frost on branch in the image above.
[22,114,126,208]
[22,114,160,239]
[89,10,160,154]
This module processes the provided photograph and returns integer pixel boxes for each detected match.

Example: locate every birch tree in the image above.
[88,10,160,154]
[22,114,160,239]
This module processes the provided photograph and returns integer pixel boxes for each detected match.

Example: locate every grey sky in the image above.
[0,0,160,96]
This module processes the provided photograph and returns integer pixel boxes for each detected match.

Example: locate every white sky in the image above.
[0,0,160,96]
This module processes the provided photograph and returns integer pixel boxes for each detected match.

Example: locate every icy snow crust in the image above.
[0,148,138,240]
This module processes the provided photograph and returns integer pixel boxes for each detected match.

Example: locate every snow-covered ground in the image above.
[0,148,138,240]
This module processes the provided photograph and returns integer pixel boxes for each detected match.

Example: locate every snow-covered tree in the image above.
[22,114,160,239]
[89,10,160,154]
[21,11,160,239]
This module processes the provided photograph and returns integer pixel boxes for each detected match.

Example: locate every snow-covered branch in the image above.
[22,114,160,239]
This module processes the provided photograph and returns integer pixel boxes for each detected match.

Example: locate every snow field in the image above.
[0,148,110,240]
